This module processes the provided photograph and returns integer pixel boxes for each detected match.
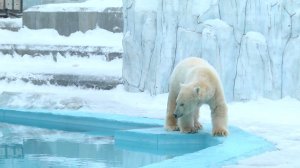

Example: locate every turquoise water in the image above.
[0,122,171,168]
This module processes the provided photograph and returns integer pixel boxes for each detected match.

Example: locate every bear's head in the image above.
[173,82,215,119]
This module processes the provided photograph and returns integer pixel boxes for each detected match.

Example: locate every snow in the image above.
[25,0,122,12]
[0,27,123,50]
[0,54,122,77]
[0,18,22,28]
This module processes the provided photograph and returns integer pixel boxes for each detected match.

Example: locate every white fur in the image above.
[165,57,228,136]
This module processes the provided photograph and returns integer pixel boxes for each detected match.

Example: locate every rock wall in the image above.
[122,0,300,101]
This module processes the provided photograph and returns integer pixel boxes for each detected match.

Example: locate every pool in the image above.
[0,109,275,167]
[0,122,173,168]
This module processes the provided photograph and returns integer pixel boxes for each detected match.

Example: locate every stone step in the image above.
[0,44,122,61]
[0,73,123,90]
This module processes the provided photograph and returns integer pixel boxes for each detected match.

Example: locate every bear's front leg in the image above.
[211,103,228,136]
[165,113,179,131]
[165,93,179,131]
[194,108,203,130]
[178,115,198,134]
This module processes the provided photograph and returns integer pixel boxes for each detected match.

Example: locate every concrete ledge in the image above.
[0,108,162,135]
[142,126,274,168]
[115,127,223,155]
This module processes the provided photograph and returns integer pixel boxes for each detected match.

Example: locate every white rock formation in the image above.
[234,32,273,100]
[122,0,300,101]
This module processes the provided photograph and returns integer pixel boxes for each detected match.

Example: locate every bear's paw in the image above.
[194,121,203,130]
[180,127,199,134]
[213,127,229,136]
[165,125,180,132]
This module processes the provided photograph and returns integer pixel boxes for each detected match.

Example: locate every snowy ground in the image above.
[0,18,22,29]
[0,19,300,168]
[0,27,123,50]
[0,54,122,77]
[1,81,300,167]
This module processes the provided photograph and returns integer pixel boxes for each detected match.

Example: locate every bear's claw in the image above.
[194,121,203,130]
[213,128,229,136]
[165,125,180,131]
[180,127,199,134]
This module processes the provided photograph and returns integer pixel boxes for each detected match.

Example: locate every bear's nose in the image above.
[173,114,178,119]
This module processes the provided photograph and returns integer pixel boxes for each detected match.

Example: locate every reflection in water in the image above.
[0,144,24,159]
[0,123,170,168]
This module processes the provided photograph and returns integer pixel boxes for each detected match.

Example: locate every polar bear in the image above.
[165,57,228,136]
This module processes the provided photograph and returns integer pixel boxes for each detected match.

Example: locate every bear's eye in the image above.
[180,103,184,107]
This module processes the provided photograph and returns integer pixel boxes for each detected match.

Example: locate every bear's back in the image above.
[170,57,222,91]
[173,57,218,78]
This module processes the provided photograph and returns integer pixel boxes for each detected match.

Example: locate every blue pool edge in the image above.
[0,108,275,168]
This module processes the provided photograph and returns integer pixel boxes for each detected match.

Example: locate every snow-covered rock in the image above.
[201,19,238,101]
[122,0,300,101]
[282,36,300,99]
[234,32,273,100]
